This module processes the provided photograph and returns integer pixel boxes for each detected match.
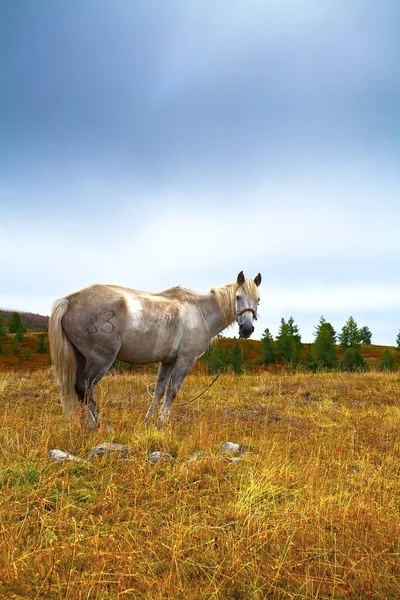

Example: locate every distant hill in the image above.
[0,309,49,332]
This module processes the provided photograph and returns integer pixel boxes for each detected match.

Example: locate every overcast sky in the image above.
[1,1,399,344]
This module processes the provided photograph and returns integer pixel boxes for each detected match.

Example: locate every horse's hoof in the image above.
[88,410,97,430]
[157,416,170,430]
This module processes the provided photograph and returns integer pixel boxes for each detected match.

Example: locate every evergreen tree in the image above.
[312,317,337,369]
[380,350,396,372]
[338,316,362,350]
[16,326,25,343]
[36,333,46,354]
[0,317,7,338]
[276,319,293,363]
[12,338,21,356]
[314,315,336,343]
[359,326,372,345]
[203,341,228,374]
[305,346,318,372]
[8,312,25,334]
[229,338,244,374]
[276,317,302,364]
[260,328,275,364]
[340,348,367,372]
[287,316,302,363]
[396,329,400,352]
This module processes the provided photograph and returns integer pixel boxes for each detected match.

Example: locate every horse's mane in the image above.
[211,279,259,328]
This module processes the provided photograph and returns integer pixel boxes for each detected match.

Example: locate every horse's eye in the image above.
[236,295,241,301]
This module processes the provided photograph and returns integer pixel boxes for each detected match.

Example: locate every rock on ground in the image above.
[219,441,249,455]
[48,449,81,462]
[148,451,175,465]
[88,443,131,459]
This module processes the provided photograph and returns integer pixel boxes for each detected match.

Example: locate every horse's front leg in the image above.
[144,362,173,423]
[157,356,196,429]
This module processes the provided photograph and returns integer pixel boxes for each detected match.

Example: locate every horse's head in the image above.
[235,271,262,338]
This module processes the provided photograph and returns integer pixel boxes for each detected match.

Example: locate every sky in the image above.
[0,0,399,344]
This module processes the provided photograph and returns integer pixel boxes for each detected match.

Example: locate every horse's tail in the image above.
[49,298,77,416]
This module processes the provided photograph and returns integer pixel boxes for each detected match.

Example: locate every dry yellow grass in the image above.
[0,369,399,599]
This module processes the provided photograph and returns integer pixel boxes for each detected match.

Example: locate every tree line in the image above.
[0,313,46,359]
[202,316,400,373]
[1,312,400,373]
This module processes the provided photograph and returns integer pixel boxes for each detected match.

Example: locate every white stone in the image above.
[219,441,242,455]
[48,449,80,462]
[148,451,175,464]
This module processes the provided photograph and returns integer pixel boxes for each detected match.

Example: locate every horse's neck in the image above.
[197,293,235,339]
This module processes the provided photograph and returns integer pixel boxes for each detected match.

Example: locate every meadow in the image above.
[0,367,399,599]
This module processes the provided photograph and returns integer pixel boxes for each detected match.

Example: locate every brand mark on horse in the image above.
[87,310,116,334]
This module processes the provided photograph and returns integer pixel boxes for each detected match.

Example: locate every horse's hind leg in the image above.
[144,362,173,423]
[75,347,119,429]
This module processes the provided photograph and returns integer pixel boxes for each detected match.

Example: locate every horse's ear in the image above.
[237,271,245,286]
[254,273,262,287]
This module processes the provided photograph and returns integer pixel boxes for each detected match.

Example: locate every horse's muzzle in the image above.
[239,323,254,338]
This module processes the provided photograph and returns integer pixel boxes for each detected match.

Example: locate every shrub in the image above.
[380,350,396,372]
[341,348,367,372]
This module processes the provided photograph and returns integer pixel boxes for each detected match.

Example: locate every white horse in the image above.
[49,271,261,428]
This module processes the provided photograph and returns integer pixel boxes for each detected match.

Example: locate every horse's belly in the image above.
[117,330,176,365]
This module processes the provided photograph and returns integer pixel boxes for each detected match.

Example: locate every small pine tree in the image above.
[12,338,21,356]
[23,348,31,361]
[229,338,244,374]
[338,316,362,350]
[341,348,367,372]
[0,317,7,338]
[8,312,25,334]
[203,341,229,374]
[380,350,396,372]
[396,329,400,352]
[359,326,372,345]
[276,318,302,364]
[287,317,302,364]
[260,328,275,364]
[37,334,46,354]
[312,317,337,369]
[16,326,25,343]
[276,319,293,363]
[314,316,337,343]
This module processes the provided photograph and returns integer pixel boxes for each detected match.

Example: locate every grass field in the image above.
[0,368,399,599]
